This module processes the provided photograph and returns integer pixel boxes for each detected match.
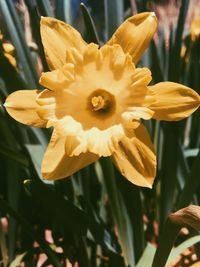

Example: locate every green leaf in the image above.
[36,0,54,17]
[0,141,29,167]
[104,0,124,39]
[177,150,200,209]
[136,243,156,267]
[55,0,72,24]
[25,144,46,181]
[9,252,27,267]
[117,175,145,262]
[0,0,39,87]
[80,3,100,44]
[184,148,199,158]
[150,41,164,82]
[100,158,135,267]
[168,0,189,81]
[159,123,180,228]
[24,179,89,235]
[29,127,49,149]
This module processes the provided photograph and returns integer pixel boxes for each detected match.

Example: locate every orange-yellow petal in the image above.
[148,82,200,121]
[107,12,157,64]
[42,130,99,180]
[111,124,156,188]
[40,17,87,70]
[4,90,47,127]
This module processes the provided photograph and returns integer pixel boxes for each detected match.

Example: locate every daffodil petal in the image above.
[107,12,157,64]
[149,82,200,121]
[40,17,87,70]
[42,130,99,180]
[4,90,47,127]
[111,124,156,188]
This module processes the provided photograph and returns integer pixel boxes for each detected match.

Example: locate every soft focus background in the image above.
[0,0,200,266]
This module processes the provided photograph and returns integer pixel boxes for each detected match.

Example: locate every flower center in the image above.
[88,89,116,116]
[91,96,108,111]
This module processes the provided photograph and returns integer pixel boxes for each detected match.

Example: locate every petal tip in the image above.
[40,16,46,24]
[149,12,157,23]
[3,101,8,107]
[40,16,49,23]
[146,183,153,189]
[150,12,156,17]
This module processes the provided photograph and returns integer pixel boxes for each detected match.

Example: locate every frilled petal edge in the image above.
[111,123,156,188]
[42,130,99,180]
[148,82,200,121]
[4,90,47,127]
[107,12,157,64]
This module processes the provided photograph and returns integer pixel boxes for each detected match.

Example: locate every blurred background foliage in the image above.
[0,0,200,266]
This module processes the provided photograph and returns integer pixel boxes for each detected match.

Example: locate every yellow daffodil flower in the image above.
[4,13,200,188]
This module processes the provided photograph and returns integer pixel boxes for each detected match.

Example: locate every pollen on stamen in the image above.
[91,96,105,111]
[88,89,116,116]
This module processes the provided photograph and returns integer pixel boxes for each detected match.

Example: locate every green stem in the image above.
[177,150,200,209]
[151,219,180,267]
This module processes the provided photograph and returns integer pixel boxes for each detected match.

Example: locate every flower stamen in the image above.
[91,96,107,111]
[88,89,115,115]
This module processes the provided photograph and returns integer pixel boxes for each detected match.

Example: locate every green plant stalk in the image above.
[74,236,92,267]
[160,123,180,228]
[80,3,100,44]
[136,243,156,267]
[104,0,124,39]
[168,0,189,81]
[177,150,200,209]
[4,0,39,87]
[36,0,54,17]
[118,176,145,262]
[131,188,144,261]
[55,0,72,24]
[0,142,29,167]
[100,157,135,267]
[151,218,180,267]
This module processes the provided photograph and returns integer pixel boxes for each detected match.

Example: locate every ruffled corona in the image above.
[36,44,153,158]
